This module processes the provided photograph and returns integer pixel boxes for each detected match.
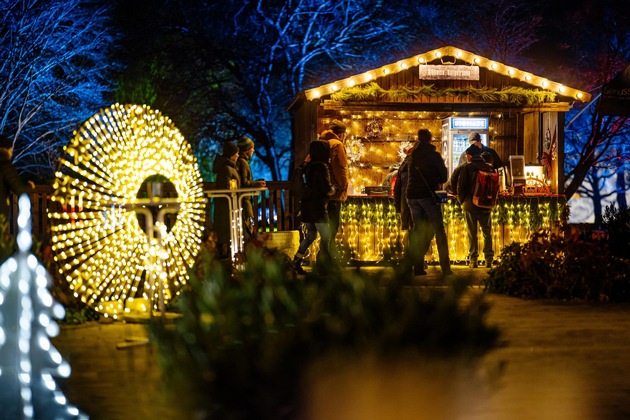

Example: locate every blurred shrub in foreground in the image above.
[151,241,501,419]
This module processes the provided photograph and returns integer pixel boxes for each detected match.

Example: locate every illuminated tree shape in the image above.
[0,195,85,419]
[48,104,206,319]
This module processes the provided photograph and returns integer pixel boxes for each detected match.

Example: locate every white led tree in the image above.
[0,195,85,419]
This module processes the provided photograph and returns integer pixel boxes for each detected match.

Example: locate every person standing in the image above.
[212,142,241,258]
[0,134,34,224]
[406,129,452,276]
[457,145,496,268]
[318,119,348,256]
[236,136,266,240]
[393,142,422,273]
[292,140,335,274]
[457,132,503,170]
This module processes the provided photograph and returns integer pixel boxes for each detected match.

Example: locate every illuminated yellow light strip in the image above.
[48,104,206,319]
[304,45,590,102]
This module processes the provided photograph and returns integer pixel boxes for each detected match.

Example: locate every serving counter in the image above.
[332,194,567,264]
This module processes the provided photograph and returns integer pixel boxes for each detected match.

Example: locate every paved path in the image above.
[50,267,630,419]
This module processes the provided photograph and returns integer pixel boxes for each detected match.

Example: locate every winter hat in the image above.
[468,132,482,144]
[222,142,240,157]
[238,136,255,152]
[466,145,482,157]
[0,134,12,149]
[329,119,347,134]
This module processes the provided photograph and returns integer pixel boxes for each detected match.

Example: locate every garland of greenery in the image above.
[330,82,557,105]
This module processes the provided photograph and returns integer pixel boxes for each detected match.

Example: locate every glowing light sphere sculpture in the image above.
[48,104,206,319]
[0,195,85,419]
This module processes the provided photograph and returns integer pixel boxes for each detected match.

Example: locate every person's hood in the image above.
[212,155,236,174]
[309,140,330,163]
[415,142,437,154]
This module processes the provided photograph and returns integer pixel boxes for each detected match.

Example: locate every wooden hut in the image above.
[287,46,591,265]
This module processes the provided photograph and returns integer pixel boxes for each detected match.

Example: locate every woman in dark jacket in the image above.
[292,140,334,274]
[0,135,33,223]
[211,142,241,258]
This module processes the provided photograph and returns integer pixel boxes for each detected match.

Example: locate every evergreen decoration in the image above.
[0,195,85,419]
[331,82,557,105]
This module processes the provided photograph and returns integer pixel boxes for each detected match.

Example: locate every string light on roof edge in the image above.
[48,104,206,319]
[0,195,86,419]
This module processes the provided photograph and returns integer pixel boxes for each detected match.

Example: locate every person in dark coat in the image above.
[457,145,496,268]
[406,129,452,276]
[0,134,33,224]
[292,140,335,274]
[212,142,241,258]
[236,136,266,240]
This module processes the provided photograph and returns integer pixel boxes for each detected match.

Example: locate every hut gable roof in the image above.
[288,45,591,111]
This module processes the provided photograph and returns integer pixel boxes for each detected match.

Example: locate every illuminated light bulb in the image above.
[435,51,442,58]
[383,68,390,75]
[400,62,408,70]
[330,84,339,92]
[456,51,462,58]
[508,68,515,76]
[473,57,480,64]
[490,63,497,70]
[418,57,425,64]
[347,79,356,87]
[576,92,583,99]
[311,90,321,98]
[524,74,532,81]
[558,86,566,93]
[541,80,548,88]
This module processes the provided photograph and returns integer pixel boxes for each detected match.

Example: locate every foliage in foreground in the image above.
[602,204,630,260]
[485,221,630,302]
[150,243,500,419]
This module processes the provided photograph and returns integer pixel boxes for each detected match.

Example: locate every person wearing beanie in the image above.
[0,133,34,223]
[236,136,265,240]
[457,143,496,269]
[318,119,348,256]
[211,142,241,258]
[456,132,504,170]
[406,128,452,277]
[237,136,255,153]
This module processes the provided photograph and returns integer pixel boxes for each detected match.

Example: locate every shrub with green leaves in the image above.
[151,243,500,419]
[485,224,630,302]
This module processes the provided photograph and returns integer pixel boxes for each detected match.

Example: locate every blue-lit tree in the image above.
[115,0,415,180]
[0,195,85,419]
[0,0,120,182]
[555,0,630,221]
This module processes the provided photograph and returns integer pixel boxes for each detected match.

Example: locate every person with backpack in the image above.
[457,145,497,268]
[292,140,336,275]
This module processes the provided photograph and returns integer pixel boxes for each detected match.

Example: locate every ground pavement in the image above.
[50,265,630,420]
